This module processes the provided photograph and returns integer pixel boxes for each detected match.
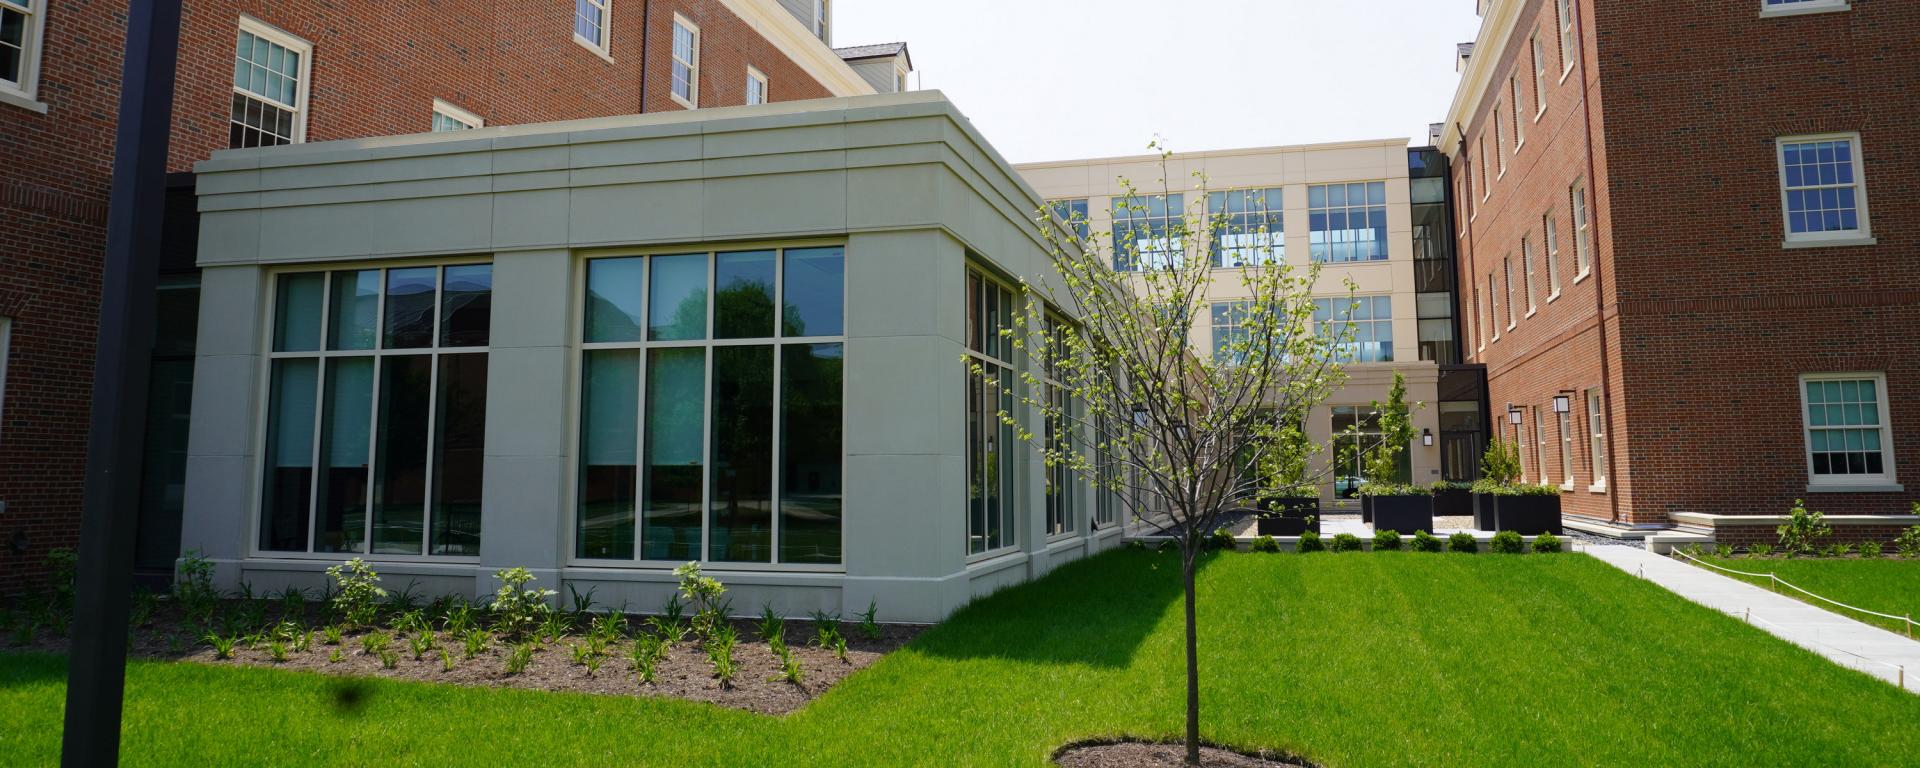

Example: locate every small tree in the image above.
[977,146,1352,764]
[1776,500,1832,556]
[1472,437,1522,492]
[1359,372,1424,496]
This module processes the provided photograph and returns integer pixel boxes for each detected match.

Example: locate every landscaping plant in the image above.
[1713,544,1735,559]
[1448,532,1478,553]
[1896,525,1920,558]
[1372,529,1403,551]
[504,643,534,675]
[707,624,739,688]
[1489,530,1524,554]
[1530,533,1562,553]
[675,561,729,640]
[630,634,665,684]
[857,598,882,641]
[462,629,491,659]
[985,146,1353,766]
[324,558,387,627]
[1860,541,1883,559]
[1747,543,1773,557]
[757,604,785,646]
[1207,527,1237,550]
[322,625,343,646]
[1356,373,1428,499]
[1776,499,1832,556]
[1249,535,1282,553]
[174,550,219,624]
[439,649,456,673]
[359,631,391,657]
[1296,530,1324,553]
[1411,530,1443,553]
[205,634,237,660]
[1330,533,1363,552]
[489,566,557,640]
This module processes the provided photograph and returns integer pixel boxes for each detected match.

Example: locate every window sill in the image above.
[1560,482,1575,492]
[1587,481,1608,494]
[1806,482,1904,494]
[1760,3,1850,19]
[1572,270,1591,285]
[1546,290,1562,304]
[1559,65,1575,85]
[1534,106,1546,123]
[572,34,616,64]
[1524,308,1538,319]
[670,93,697,110]
[0,89,48,114]
[1782,235,1876,250]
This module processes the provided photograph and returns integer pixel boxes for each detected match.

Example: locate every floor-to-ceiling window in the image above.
[1332,405,1410,497]
[259,264,491,557]
[965,267,1018,555]
[577,246,845,566]
[1042,312,1077,537]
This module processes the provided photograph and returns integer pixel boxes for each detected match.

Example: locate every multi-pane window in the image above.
[1542,211,1562,297]
[1,0,45,100]
[1471,286,1483,351]
[431,100,482,132]
[1493,100,1507,176]
[1110,194,1184,271]
[1210,301,1252,364]
[745,67,768,106]
[259,265,492,557]
[1586,388,1607,487]
[1308,182,1387,263]
[812,0,830,42]
[1556,0,1576,74]
[1332,406,1408,497]
[1532,406,1550,486]
[1502,257,1516,328]
[231,21,309,148]
[1094,413,1118,528]
[1478,137,1490,201]
[1487,273,1500,341]
[671,15,699,107]
[965,268,1018,555]
[1521,237,1537,314]
[1763,0,1849,14]
[1801,374,1894,483]
[577,246,846,565]
[1531,35,1548,115]
[1570,180,1592,278]
[1208,188,1284,267]
[1778,134,1870,244]
[1313,296,1392,363]
[575,0,611,52]
[1047,198,1090,240]
[1511,77,1526,148]
[1042,314,1076,537]
[1557,407,1574,487]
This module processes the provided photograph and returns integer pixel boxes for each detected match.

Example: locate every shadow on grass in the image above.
[910,547,1213,669]
[0,651,68,690]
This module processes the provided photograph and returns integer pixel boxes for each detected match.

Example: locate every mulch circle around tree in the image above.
[1054,740,1315,768]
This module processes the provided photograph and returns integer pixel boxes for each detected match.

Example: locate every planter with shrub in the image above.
[1253,413,1323,536]
[1469,438,1563,534]
[1354,373,1431,535]
[1431,481,1473,519]
[1256,496,1321,536]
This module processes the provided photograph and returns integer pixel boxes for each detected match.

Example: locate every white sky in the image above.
[833,0,1484,164]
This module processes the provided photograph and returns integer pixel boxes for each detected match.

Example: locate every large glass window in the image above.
[260,265,491,556]
[1048,198,1090,240]
[1778,134,1870,244]
[231,21,309,148]
[431,99,483,132]
[1210,301,1249,364]
[1801,374,1894,484]
[577,246,844,565]
[965,268,1018,554]
[1042,314,1076,537]
[1332,406,1409,498]
[1208,188,1283,267]
[1314,296,1392,363]
[1586,388,1607,488]
[1542,211,1562,297]
[1557,406,1574,487]
[1110,194,1184,271]
[1308,182,1387,263]
[746,67,768,106]
[1571,180,1592,278]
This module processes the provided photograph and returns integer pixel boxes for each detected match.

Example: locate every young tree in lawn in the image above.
[971,146,1352,764]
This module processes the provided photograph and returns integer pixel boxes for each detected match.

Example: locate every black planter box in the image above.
[1256,497,1321,536]
[1368,495,1434,535]
[1471,493,1496,531]
[1491,494,1563,535]
[1360,495,1372,524]
[1434,487,1472,518]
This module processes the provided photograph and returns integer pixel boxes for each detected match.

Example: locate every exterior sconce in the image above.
[1507,405,1524,424]
[1552,394,1572,413]
[1421,428,1434,446]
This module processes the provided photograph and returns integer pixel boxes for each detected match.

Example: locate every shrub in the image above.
[1470,438,1522,493]
[706,624,739,688]
[504,643,534,675]
[462,629,491,659]
[1896,525,1920,558]
[1330,533,1363,552]
[175,550,219,623]
[324,558,387,627]
[1207,527,1238,550]
[675,562,729,639]
[439,649,456,673]
[857,598,882,640]
[489,567,556,640]
[1411,530,1443,553]
[1372,529,1403,551]
[1530,533,1562,554]
[1448,532,1478,553]
[408,631,435,660]
[359,631,391,656]
[1776,500,1832,556]
[1296,530,1324,553]
[630,634,666,684]
[1747,543,1773,557]
[377,649,399,670]
[1489,530,1524,554]
[205,634,237,660]
[1249,535,1282,553]
[1713,543,1734,559]
[1861,541,1883,559]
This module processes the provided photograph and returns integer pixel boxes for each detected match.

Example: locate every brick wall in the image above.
[0,0,842,593]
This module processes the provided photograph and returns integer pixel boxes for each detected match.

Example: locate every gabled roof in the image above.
[834,42,912,70]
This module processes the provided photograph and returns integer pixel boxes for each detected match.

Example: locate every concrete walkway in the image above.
[1584,544,1920,693]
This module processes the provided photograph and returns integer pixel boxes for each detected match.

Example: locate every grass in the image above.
[1702,555,1920,635]
[6,549,1920,766]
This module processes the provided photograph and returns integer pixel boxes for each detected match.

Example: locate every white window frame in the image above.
[1557,407,1574,490]
[670,14,700,109]
[1531,34,1548,118]
[1586,387,1607,492]
[1479,136,1491,202]
[1488,273,1500,342]
[573,0,613,58]
[1472,286,1483,352]
[1493,99,1507,178]
[1798,372,1900,491]
[0,315,10,443]
[812,0,830,42]
[1776,131,1874,248]
[1510,77,1526,150]
[1502,256,1516,330]
[745,66,768,106]
[1556,0,1577,79]
[0,0,49,111]
[1543,211,1562,300]
[1570,179,1592,282]
[233,16,313,146]
[1533,405,1550,487]
[430,99,483,132]
[1760,0,1849,18]
[1521,235,1537,316]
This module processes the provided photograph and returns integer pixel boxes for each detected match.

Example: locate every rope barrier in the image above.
[1740,610,1910,692]
[1669,548,1918,638]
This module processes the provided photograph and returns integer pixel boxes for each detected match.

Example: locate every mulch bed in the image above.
[7,602,920,716]
[1055,740,1313,767]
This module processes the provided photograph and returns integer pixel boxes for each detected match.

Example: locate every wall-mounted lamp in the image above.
[1552,393,1572,413]
[1421,428,1434,446]
[1507,405,1524,424]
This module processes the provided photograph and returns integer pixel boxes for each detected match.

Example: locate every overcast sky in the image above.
[833,0,1484,163]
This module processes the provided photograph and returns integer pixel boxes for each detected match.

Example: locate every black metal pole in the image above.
[61,1,181,764]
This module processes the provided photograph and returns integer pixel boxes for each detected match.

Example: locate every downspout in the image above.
[1571,0,1624,526]
[637,0,652,114]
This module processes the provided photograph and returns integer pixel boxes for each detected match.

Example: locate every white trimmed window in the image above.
[0,0,48,106]
[745,66,767,106]
[1542,211,1562,298]
[1493,100,1506,177]
[1521,236,1537,314]
[1531,35,1548,115]
[1510,77,1526,148]
[1555,0,1576,75]
[1502,256,1515,329]
[1570,179,1592,279]
[1777,133,1871,246]
[1586,388,1607,490]
[0,315,10,443]
[812,0,830,43]
[1533,406,1550,486]
[1478,136,1490,201]
[431,99,482,132]
[231,18,311,148]
[1471,286,1483,351]
[1557,407,1574,488]
[671,15,699,108]
[1762,0,1849,18]
[1800,373,1897,488]
[1488,273,1500,342]
[574,0,611,54]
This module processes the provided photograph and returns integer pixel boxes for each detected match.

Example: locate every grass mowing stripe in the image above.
[1700,556,1920,635]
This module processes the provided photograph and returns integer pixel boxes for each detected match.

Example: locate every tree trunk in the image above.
[1183,554,1200,765]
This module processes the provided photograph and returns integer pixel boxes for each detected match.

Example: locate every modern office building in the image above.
[0,0,907,591]
[1441,0,1918,536]
[178,92,1123,622]
[1017,143,1488,503]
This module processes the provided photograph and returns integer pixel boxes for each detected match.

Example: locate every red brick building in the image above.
[1442,0,1919,533]
[0,0,901,590]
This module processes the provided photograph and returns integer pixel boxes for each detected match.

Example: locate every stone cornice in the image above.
[1439,0,1523,156]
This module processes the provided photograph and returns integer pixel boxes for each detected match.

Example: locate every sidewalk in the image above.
[1583,544,1920,693]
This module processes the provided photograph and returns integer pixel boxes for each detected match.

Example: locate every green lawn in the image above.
[5,549,1918,767]
[1702,555,1920,635]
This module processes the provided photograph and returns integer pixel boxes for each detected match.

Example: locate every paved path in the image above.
[1583,544,1920,693]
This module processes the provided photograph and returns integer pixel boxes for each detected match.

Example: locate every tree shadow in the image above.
[0,651,70,690]
[908,547,1215,669]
